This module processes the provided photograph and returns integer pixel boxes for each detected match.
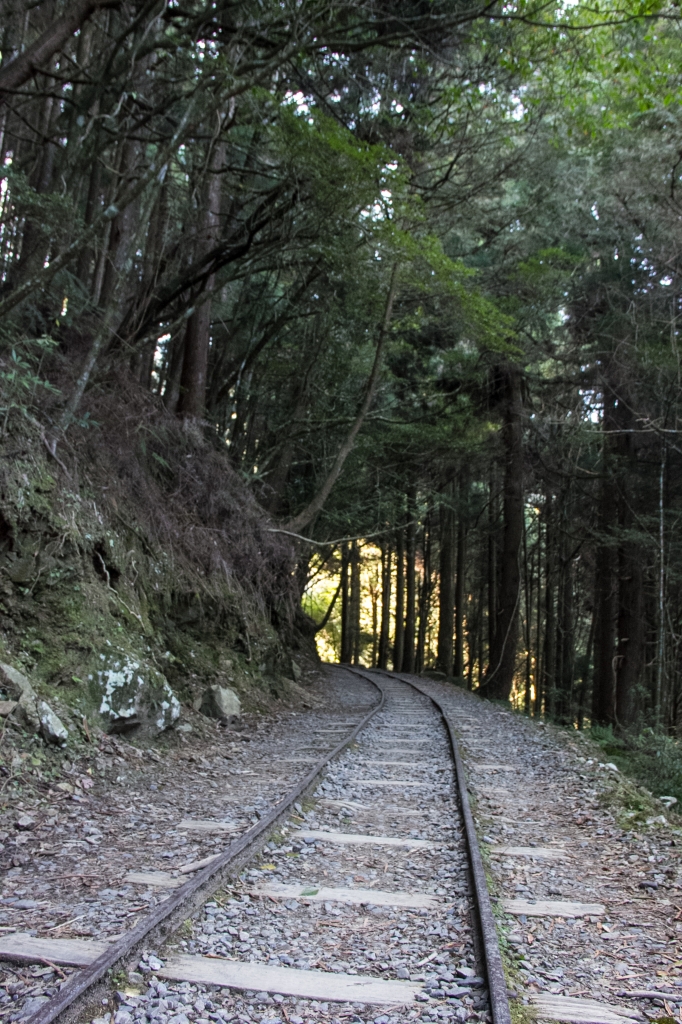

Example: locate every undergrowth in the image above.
[591,724,682,808]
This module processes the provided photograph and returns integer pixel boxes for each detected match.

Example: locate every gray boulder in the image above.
[91,653,180,736]
[0,662,68,745]
[201,684,241,721]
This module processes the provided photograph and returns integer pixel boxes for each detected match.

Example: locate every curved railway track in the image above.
[6,668,510,1024]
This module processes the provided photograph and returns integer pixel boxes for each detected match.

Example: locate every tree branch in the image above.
[282,261,399,534]
[0,0,122,105]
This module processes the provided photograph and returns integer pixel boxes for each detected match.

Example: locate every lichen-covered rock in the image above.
[201,684,241,721]
[91,654,180,735]
[0,662,68,745]
[35,698,69,744]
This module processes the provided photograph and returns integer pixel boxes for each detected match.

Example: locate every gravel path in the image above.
[406,675,682,1023]
[0,669,375,1020]
[150,669,484,1024]
[6,666,677,1024]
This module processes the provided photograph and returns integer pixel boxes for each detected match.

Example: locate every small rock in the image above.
[18,996,49,1018]
[396,967,410,979]
[114,1012,133,1024]
[14,899,38,909]
[201,686,240,721]
[15,816,35,831]
[0,662,68,745]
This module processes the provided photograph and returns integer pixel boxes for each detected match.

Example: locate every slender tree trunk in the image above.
[403,506,417,673]
[340,543,351,664]
[544,513,556,718]
[534,517,544,717]
[0,0,121,103]
[523,513,532,715]
[578,606,596,730]
[178,140,226,422]
[378,542,392,669]
[437,489,455,677]
[615,541,644,729]
[370,573,378,668]
[416,521,431,673]
[613,387,644,731]
[556,544,575,724]
[656,442,667,726]
[592,384,618,726]
[454,510,466,679]
[488,466,498,664]
[350,541,361,665]
[481,363,524,700]
[393,529,405,671]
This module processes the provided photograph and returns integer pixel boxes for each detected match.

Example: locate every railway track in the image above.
[4,668,510,1024]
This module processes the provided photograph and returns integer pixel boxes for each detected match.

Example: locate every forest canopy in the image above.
[2,0,682,734]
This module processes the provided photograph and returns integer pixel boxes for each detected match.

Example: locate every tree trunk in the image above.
[340,543,351,664]
[0,0,121,103]
[592,384,618,726]
[534,518,544,717]
[481,363,524,700]
[177,140,226,422]
[378,542,392,670]
[615,537,644,729]
[555,543,575,724]
[416,521,431,673]
[488,466,498,665]
[436,490,455,677]
[544,513,556,718]
[393,529,405,671]
[454,510,466,679]
[370,572,378,667]
[350,541,361,665]
[403,507,417,673]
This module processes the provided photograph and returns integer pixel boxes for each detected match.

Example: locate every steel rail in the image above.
[25,673,387,1024]
[345,666,512,1024]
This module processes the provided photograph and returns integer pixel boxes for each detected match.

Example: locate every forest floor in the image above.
[0,668,375,962]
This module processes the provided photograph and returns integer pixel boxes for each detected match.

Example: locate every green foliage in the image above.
[0,337,60,431]
[592,725,682,808]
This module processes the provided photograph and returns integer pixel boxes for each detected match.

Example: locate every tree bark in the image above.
[393,528,405,671]
[340,543,351,664]
[403,506,417,673]
[0,0,121,104]
[436,489,455,677]
[454,509,466,679]
[480,363,524,701]
[177,141,227,422]
[416,521,431,673]
[555,542,575,724]
[544,511,556,718]
[350,541,362,665]
[378,542,392,670]
[592,383,618,726]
